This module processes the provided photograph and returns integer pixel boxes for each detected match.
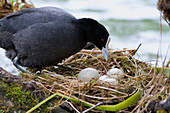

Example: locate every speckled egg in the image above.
[77,68,100,82]
[103,78,118,84]
[98,75,110,81]
[107,68,124,79]
[98,75,118,84]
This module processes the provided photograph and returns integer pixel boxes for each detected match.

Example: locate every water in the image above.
[0,0,169,74]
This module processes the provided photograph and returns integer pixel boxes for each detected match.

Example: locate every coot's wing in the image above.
[12,21,86,67]
[0,7,76,33]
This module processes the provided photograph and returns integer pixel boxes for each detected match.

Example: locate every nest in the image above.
[0,1,13,19]
[24,48,169,112]
[158,0,170,24]
[0,0,34,19]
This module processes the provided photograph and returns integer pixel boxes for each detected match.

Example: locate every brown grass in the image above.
[22,48,169,112]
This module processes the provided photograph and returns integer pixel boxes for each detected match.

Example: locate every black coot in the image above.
[0,7,110,72]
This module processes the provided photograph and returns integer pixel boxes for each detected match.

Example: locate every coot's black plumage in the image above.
[0,7,109,71]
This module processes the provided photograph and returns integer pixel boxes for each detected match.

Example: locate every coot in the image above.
[0,7,110,72]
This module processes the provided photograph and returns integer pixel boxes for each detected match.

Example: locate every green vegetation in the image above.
[0,81,50,112]
[82,9,106,13]
[102,19,170,38]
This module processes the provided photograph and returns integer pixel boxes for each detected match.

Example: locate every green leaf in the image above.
[156,67,170,75]
[27,90,143,112]
[96,90,143,111]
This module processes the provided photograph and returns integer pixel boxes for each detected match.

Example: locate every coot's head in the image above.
[78,18,110,60]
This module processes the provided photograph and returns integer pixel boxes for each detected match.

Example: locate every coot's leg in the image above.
[13,57,30,73]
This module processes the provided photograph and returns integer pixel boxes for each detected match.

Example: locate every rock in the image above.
[77,68,100,82]
[147,96,170,113]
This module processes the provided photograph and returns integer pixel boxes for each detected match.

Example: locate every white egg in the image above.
[103,78,118,84]
[98,75,118,84]
[107,68,124,79]
[98,75,110,80]
[77,68,100,82]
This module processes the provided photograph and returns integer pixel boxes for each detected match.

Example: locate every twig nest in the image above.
[77,68,100,82]
[107,68,124,79]
[98,75,118,84]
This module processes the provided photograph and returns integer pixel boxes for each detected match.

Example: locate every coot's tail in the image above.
[0,26,14,49]
[0,26,17,61]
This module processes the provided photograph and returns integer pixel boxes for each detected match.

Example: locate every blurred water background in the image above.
[0,0,169,74]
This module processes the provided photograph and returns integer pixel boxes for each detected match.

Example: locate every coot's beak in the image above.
[102,37,111,61]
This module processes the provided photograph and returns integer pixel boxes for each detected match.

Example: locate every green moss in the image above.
[121,56,128,63]
[0,81,50,112]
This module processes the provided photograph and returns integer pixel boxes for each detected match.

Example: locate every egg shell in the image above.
[77,68,100,82]
[107,68,124,79]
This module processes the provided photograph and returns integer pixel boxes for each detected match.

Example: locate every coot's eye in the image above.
[101,38,105,42]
